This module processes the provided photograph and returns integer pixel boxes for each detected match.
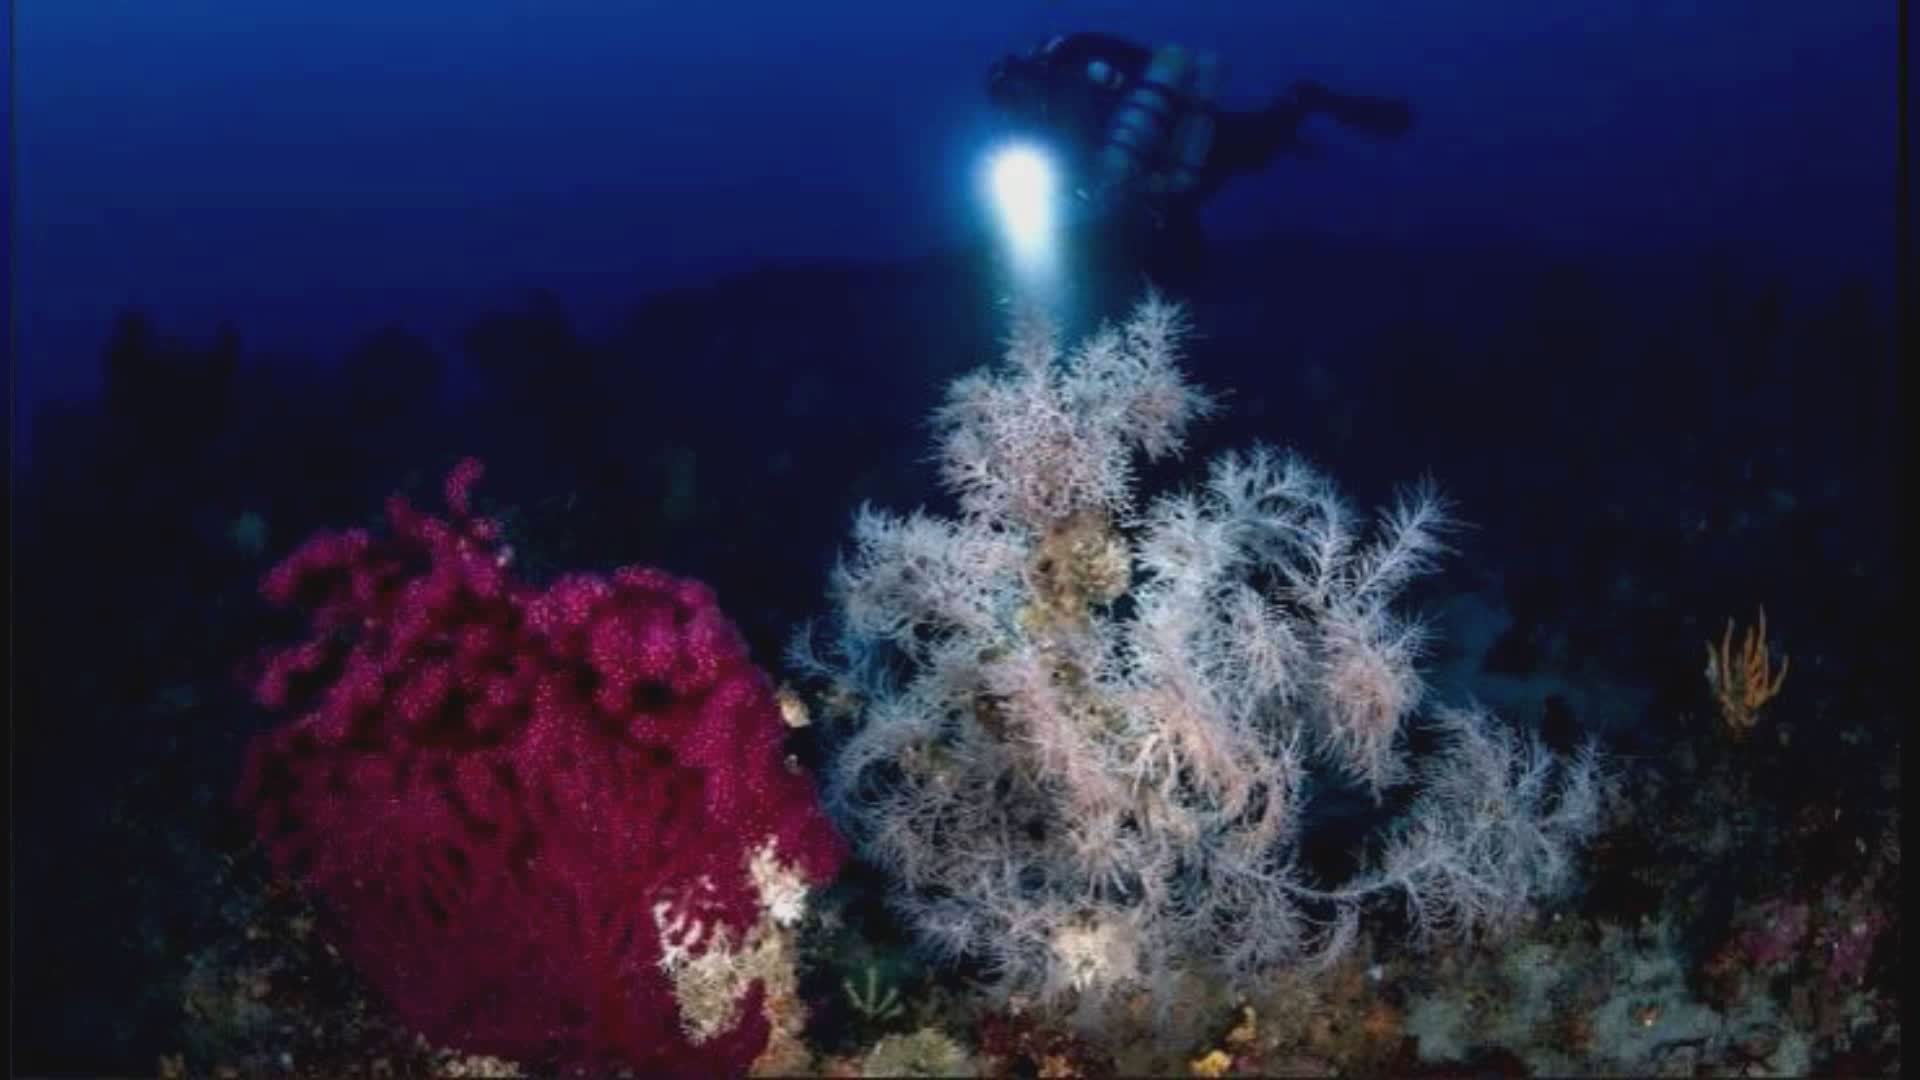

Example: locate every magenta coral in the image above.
[1817,892,1889,991]
[1735,899,1812,969]
[237,459,844,1075]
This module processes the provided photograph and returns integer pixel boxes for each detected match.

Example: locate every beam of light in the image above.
[984,141,1059,277]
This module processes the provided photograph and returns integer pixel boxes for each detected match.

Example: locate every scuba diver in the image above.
[986,32,1414,277]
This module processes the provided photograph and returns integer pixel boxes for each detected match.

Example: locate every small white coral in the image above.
[1050,911,1144,994]
[750,841,812,928]
[860,1026,977,1077]
[652,842,819,1045]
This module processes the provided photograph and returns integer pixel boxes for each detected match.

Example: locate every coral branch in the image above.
[802,300,1606,1028]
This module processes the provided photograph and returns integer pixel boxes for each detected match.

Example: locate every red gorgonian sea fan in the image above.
[237,458,845,1075]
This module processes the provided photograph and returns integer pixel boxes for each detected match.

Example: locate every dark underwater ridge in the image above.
[14,215,1901,1076]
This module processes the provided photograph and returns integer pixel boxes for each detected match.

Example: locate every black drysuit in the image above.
[990,32,1414,212]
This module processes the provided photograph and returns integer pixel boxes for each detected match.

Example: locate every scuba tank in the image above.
[1093,44,1193,196]
[1091,45,1224,207]
[1163,50,1223,196]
